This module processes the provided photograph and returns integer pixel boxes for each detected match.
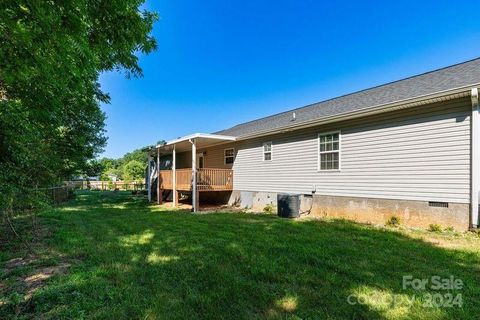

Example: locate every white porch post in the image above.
[173,144,177,207]
[147,153,152,202]
[471,88,479,228]
[157,148,162,205]
[191,138,198,212]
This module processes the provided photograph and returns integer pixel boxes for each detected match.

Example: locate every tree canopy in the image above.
[93,144,161,181]
[123,160,145,182]
[0,1,157,212]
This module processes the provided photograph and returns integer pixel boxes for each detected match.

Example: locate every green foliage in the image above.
[428,224,442,232]
[117,148,149,169]
[123,160,145,182]
[263,203,275,214]
[100,167,122,181]
[0,0,157,213]
[99,158,116,172]
[96,146,155,182]
[386,215,401,227]
[84,159,104,177]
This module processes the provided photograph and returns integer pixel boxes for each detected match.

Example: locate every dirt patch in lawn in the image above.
[3,255,39,271]
[2,255,71,301]
[22,263,70,300]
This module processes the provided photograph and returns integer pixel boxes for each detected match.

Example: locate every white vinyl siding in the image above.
[226,97,471,204]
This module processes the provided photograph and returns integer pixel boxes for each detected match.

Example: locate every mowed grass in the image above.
[1,191,480,319]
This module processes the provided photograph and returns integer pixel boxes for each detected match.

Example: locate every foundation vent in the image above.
[428,201,449,208]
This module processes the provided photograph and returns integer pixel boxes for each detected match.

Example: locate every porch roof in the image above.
[156,133,236,153]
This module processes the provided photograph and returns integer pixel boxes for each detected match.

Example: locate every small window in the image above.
[224,148,235,164]
[263,142,272,161]
[319,131,340,170]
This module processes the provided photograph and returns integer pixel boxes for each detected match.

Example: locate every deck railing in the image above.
[197,168,233,191]
[159,168,233,191]
[159,170,173,189]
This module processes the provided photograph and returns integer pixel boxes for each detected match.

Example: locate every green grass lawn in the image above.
[1,191,480,319]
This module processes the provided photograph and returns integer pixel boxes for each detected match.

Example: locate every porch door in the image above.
[197,153,205,169]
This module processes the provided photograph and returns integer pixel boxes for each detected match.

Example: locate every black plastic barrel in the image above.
[277,193,300,218]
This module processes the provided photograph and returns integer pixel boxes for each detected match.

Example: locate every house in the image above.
[147,58,480,231]
[107,173,118,183]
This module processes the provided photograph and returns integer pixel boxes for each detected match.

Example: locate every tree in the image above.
[117,148,149,169]
[99,158,117,171]
[123,160,145,182]
[0,1,157,215]
[101,167,122,182]
[84,159,104,178]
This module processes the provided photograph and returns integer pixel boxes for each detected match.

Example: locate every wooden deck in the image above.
[159,168,233,192]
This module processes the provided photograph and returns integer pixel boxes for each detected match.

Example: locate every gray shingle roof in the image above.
[216,58,480,137]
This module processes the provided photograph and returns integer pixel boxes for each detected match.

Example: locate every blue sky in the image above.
[99,0,480,158]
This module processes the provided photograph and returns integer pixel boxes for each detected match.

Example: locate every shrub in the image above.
[470,228,480,237]
[263,203,275,214]
[386,216,401,227]
[428,224,442,232]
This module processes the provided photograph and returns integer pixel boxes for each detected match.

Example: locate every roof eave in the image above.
[156,133,236,149]
[234,84,478,141]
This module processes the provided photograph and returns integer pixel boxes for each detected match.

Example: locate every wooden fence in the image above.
[39,186,74,205]
[66,180,146,191]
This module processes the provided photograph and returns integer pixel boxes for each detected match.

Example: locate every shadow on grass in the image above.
[2,191,480,319]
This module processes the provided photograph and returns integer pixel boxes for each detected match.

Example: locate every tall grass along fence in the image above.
[1,185,75,250]
[42,186,74,205]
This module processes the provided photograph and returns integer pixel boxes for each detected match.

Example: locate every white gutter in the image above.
[235,85,478,141]
[157,133,236,148]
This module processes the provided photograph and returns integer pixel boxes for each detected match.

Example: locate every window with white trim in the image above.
[263,142,272,161]
[224,148,235,164]
[319,132,340,170]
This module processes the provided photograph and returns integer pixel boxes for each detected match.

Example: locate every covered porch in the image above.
[147,133,236,212]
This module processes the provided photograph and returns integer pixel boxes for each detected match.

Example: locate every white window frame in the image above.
[262,141,272,161]
[224,148,235,165]
[317,130,341,171]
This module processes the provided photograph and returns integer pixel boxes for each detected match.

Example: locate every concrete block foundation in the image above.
[228,190,470,231]
[229,190,276,210]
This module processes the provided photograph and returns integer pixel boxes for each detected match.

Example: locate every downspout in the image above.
[471,88,479,229]
[157,148,161,204]
[189,138,198,212]
[173,144,177,207]
[147,153,152,202]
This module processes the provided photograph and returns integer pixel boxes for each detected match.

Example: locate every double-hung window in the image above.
[224,148,235,165]
[263,142,272,161]
[319,131,340,170]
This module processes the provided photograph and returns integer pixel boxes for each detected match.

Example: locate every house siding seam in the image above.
[203,97,471,204]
